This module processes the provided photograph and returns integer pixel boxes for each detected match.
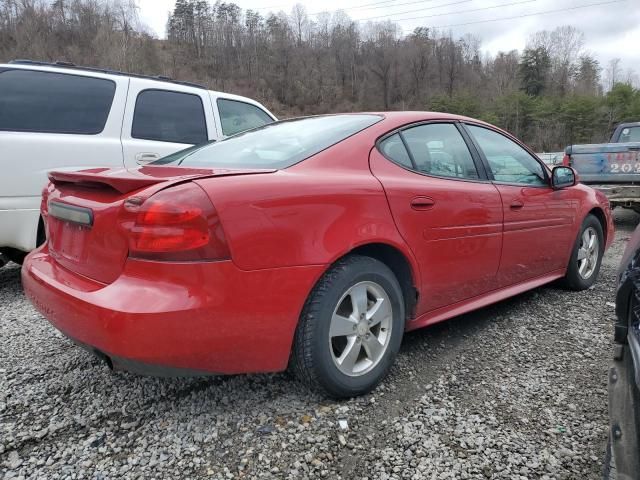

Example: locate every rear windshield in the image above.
[153,114,382,169]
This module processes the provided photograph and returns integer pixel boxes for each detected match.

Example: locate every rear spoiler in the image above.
[48,169,163,194]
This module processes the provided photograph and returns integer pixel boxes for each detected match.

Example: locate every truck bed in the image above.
[567,142,640,184]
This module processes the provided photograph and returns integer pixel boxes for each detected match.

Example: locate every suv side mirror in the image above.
[551,166,577,189]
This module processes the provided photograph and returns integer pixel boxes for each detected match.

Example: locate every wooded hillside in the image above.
[1,0,639,150]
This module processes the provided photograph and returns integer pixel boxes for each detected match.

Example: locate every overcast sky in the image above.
[137,0,640,75]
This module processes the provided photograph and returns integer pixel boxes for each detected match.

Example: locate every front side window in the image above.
[400,123,479,180]
[0,69,115,134]
[467,125,546,186]
[132,90,208,144]
[153,114,381,169]
[217,98,274,136]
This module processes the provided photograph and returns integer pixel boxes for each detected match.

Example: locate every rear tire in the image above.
[292,255,405,398]
[562,214,604,291]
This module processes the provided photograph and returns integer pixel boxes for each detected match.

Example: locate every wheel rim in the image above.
[328,281,393,377]
[577,226,599,280]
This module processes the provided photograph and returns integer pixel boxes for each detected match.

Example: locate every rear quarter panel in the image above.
[194,134,417,275]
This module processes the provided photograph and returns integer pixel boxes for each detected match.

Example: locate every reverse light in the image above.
[122,182,230,262]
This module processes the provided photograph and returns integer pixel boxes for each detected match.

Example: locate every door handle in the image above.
[410,196,435,210]
[135,152,160,165]
[510,200,524,210]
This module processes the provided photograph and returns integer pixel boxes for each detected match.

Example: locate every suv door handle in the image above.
[135,152,160,165]
[410,196,435,210]
[510,200,524,210]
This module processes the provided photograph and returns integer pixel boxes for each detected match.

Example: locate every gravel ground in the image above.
[1,210,638,480]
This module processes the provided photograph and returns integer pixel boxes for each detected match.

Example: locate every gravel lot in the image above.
[1,210,637,480]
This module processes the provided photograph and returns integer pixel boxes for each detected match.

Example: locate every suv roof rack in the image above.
[8,59,207,90]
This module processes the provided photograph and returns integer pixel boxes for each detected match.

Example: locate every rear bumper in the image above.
[22,247,325,375]
[588,184,640,209]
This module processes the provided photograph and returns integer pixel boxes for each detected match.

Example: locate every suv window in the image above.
[217,98,274,136]
[467,125,546,186]
[0,69,115,134]
[400,123,479,179]
[132,90,208,144]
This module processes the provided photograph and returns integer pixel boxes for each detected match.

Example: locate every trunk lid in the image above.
[45,166,275,284]
[568,142,640,183]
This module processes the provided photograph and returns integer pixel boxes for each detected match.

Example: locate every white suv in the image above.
[0,60,276,265]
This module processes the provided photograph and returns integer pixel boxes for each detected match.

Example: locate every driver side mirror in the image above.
[551,166,577,189]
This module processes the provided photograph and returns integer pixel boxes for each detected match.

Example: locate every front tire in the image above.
[563,214,604,291]
[292,255,405,398]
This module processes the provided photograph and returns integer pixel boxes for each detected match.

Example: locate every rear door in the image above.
[464,123,576,286]
[121,79,218,167]
[370,122,503,314]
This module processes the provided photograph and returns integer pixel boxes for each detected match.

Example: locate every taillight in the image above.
[122,182,230,262]
[40,183,54,240]
[41,183,53,218]
[562,153,571,166]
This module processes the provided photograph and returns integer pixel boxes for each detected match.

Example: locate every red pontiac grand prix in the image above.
[22,112,614,398]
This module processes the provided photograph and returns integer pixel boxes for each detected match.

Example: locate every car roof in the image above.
[374,111,489,126]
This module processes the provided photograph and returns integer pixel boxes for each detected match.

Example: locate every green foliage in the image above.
[519,47,551,96]
[429,93,482,118]
[559,95,604,144]
[606,83,640,124]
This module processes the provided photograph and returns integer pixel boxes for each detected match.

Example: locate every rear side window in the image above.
[0,69,115,134]
[400,123,479,180]
[132,90,208,144]
[378,133,412,168]
[217,98,274,136]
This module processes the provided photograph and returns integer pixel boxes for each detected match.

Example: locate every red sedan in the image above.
[22,112,614,398]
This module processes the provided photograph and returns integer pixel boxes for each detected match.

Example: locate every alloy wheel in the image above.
[577,226,599,280]
[328,281,393,376]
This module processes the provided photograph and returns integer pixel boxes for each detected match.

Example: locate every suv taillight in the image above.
[122,182,230,262]
[562,153,571,166]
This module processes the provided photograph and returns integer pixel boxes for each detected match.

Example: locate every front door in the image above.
[463,124,576,286]
[370,122,503,314]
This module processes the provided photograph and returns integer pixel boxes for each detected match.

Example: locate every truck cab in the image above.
[0,60,277,265]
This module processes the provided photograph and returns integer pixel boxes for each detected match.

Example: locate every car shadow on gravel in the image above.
[0,261,21,289]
